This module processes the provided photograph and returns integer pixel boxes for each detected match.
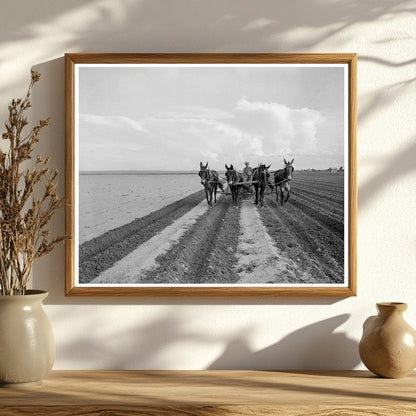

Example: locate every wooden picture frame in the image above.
[65,53,356,296]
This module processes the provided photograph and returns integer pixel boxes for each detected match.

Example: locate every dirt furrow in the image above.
[142,196,241,284]
[292,184,344,205]
[295,180,344,194]
[294,175,344,190]
[291,191,344,221]
[91,200,209,284]
[293,195,344,221]
[260,199,344,283]
[264,190,344,237]
[79,189,205,283]
[289,196,344,238]
[259,203,329,283]
[284,205,343,283]
[285,200,344,265]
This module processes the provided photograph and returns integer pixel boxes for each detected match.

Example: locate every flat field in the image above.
[79,171,345,285]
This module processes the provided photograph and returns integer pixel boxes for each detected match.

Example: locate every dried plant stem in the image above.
[0,71,65,295]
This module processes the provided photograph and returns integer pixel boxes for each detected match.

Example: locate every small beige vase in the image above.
[359,302,416,378]
[0,290,55,387]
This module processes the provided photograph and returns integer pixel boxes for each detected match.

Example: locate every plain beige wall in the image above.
[0,0,415,369]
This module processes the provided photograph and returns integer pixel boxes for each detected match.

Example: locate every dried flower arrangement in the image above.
[0,71,65,295]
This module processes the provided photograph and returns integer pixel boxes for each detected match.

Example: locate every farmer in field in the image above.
[242,161,253,193]
[242,161,253,182]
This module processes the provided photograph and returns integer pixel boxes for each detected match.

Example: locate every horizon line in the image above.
[80,168,344,175]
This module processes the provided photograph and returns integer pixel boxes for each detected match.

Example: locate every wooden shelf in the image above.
[1,370,415,415]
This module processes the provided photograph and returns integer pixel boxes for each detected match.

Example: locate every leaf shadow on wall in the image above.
[207,314,360,370]
[358,78,416,127]
[0,0,414,98]
[53,308,360,370]
[358,138,416,210]
[53,312,215,370]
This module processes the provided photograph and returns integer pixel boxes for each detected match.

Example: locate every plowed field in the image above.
[80,171,345,285]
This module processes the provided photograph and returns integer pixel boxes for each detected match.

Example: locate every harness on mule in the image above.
[210,175,289,187]
[274,178,290,186]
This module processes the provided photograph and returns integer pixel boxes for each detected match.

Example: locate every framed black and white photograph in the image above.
[65,53,356,296]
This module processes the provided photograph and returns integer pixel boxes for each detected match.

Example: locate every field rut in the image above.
[141,195,241,284]
[79,189,205,283]
[260,196,344,283]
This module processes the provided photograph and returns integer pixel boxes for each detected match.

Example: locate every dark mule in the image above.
[225,164,244,205]
[274,158,294,205]
[198,162,223,207]
[252,164,271,206]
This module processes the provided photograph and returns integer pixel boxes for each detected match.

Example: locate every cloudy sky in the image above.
[78,64,346,171]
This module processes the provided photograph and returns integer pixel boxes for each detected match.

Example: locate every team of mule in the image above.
[198,159,294,207]
[224,164,244,205]
[198,162,224,207]
[274,158,294,205]
[252,164,272,207]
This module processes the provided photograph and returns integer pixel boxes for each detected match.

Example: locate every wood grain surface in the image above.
[1,370,415,415]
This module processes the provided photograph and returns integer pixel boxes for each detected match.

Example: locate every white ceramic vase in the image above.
[0,290,55,387]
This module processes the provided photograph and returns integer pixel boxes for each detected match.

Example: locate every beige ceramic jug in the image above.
[359,302,416,378]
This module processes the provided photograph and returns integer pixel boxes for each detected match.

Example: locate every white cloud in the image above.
[79,98,338,171]
[138,116,255,169]
[158,105,233,120]
[79,114,149,171]
[234,97,323,157]
[80,114,147,133]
